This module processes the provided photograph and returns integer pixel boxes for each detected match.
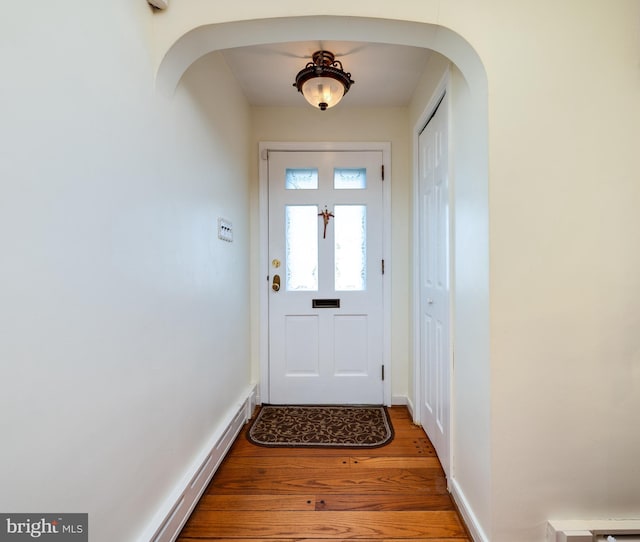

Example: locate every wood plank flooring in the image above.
[177,406,470,541]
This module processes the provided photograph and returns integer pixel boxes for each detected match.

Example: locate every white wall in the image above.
[484,3,640,539]
[448,64,492,538]
[250,106,412,401]
[0,3,252,541]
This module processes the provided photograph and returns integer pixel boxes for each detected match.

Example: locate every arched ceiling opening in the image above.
[155,16,487,110]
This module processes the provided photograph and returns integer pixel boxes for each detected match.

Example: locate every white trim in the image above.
[138,385,256,542]
[258,145,270,404]
[258,141,392,406]
[450,478,490,542]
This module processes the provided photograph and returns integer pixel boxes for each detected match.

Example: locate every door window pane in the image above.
[286,205,318,291]
[286,168,318,190]
[334,205,366,291]
[334,168,366,189]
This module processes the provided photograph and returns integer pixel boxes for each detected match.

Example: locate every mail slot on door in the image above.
[312,298,340,308]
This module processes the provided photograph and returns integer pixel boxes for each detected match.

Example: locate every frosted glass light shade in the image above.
[301,76,346,111]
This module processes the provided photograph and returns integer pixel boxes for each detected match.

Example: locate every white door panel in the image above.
[419,94,451,477]
[268,150,384,405]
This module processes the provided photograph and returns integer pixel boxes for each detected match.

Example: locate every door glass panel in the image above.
[286,205,318,291]
[334,205,366,291]
[334,168,366,189]
[286,168,318,190]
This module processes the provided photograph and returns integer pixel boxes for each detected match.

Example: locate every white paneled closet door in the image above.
[419,93,451,478]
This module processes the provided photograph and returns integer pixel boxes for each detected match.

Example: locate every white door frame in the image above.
[412,72,454,466]
[259,141,392,406]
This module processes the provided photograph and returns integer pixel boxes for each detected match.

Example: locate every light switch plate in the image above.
[218,218,233,242]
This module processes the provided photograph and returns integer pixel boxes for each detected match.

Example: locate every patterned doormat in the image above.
[247,405,394,448]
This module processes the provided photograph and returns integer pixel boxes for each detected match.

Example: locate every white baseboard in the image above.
[450,477,490,542]
[139,385,257,542]
[391,394,408,406]
[404,396,415,419]
[246,385,258,419]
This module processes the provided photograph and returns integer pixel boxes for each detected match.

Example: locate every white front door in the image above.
[267,150,384,405]
[419,94,451,477]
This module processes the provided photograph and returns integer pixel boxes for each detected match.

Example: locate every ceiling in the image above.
[221,41,432,109]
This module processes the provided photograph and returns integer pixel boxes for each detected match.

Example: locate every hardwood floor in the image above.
[177,406,470,541]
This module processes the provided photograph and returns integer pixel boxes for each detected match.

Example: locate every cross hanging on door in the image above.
[318,206,334,239]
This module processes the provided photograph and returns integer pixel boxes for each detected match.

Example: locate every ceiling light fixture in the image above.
[293,50,355,111]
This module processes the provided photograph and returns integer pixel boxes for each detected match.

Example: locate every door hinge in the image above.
[381,259,385,275]
[381,365,385,381]
[381,164,385,181]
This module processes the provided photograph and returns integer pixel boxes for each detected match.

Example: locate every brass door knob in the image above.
[272,274,281,292]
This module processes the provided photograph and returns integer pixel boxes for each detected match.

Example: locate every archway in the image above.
[155,16,486,101]
[157,16,491,541]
